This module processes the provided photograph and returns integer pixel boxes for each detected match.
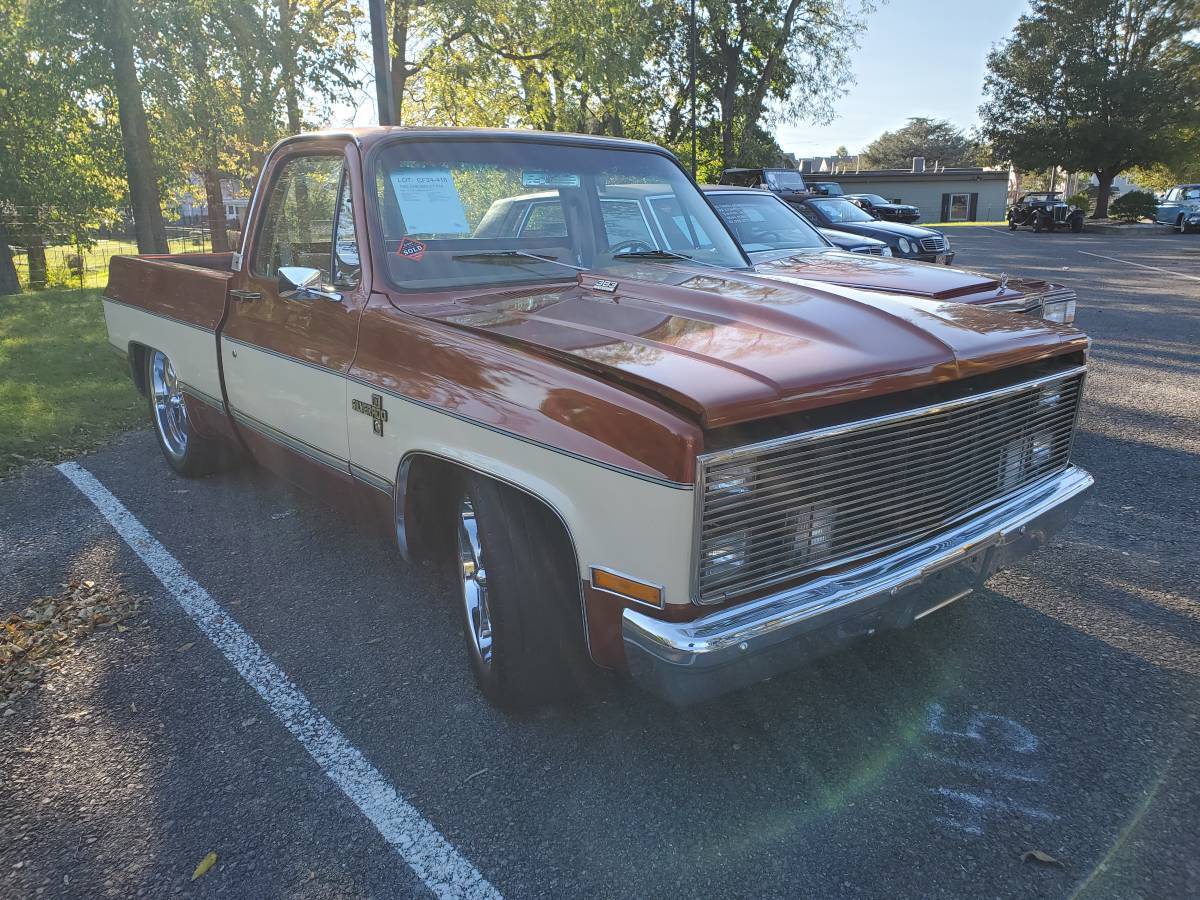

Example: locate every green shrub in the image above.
[1066,191,1090,213]
[1110,190,1158,222]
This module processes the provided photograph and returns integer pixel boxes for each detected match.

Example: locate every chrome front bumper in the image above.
[623,466,1093,705]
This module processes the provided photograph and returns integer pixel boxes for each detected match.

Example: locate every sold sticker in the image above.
[398,237,426,261]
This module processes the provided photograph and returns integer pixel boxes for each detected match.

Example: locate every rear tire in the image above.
[452,475,594,707]
[1033,213,1046,233]
[145,349,228,477]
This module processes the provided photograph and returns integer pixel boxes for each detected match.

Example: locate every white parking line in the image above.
[1077,250,1200,283]
[57,462,501,900]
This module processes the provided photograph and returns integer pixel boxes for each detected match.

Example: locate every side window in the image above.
[252,155,347,284]
[601,200,656,248]
[648,195,713,251]
[332,173,361,288]
[518,201,567,238]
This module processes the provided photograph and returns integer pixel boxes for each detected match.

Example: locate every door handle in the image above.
[230,289,262,302]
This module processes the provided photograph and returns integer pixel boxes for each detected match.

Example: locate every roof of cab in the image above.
[279,126,670,155]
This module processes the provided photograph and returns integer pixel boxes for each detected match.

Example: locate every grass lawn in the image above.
[0,288,145,475]
[12,233,213,290]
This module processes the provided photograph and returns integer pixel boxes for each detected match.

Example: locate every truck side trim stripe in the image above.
[180,383,225,412]
[102,296,217,334]
[230,407,349,474]
[218,335,691,489]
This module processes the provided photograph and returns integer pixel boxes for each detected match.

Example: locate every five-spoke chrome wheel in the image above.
[150,350,189,462]
[457,497,493,669]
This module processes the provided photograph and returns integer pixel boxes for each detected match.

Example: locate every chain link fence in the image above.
[1,212,217,295]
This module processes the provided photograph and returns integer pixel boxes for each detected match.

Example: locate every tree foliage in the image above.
[0,0,125,290]
[980,0,1200,217]
[861,118,980,169]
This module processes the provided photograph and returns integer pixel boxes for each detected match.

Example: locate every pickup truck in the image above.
[102,128,1094,706]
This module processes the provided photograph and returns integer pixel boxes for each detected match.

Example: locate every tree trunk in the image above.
[204,169,230,253]
[390,0,410,124]
[0,223,21,295]
[26,237,48,290]
[1093,170,1117,218]
[100,0,168,253]
[277,0,303,132]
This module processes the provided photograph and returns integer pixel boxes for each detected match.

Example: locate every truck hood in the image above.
[410,265,1085,428]
[750,249,1011,302]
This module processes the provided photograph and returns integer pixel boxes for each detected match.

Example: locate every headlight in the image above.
[897,237,912,254]
[703,529,749,581]
[1000,428,1059,492]
[709,462,754,498]
[880,246,893,256]
[1042,297,1076,324]
[788,503,836,563]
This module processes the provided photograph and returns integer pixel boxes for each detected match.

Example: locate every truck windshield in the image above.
[707,192,828,251]
[764,170,806,190]
[372,139,748,290]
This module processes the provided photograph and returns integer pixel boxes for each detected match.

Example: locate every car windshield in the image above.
[707,192,827,251]
[859,194,889,204]
[809,198,876,223]
[764,170,806,190]
[372,139,748,290]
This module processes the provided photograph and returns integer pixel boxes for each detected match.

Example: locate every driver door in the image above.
[222,145,367,484]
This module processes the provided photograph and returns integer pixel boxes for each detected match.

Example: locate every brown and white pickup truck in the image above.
[102,128,1093,706]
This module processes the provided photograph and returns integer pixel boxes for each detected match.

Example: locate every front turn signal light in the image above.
[591,567,664,608]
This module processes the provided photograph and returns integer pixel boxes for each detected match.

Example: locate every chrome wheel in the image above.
[150,350,189,461]
[457,497,493,668]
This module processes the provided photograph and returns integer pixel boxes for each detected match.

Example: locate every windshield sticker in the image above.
[521,171,581,188]
[389,168,470,235]
[398,236,426,262]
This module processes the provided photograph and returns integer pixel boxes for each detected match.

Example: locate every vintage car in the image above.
[1007,192,1085,233]
[101,128,1093,707]
[703,187,1076,323]
[846,193,921,223]
[788,195,954,263]
[1154,184,1200,233]
[808,181,845,197]
[718,166,809,200]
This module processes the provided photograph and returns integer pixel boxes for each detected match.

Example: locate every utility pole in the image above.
[689,0,697,178]
[369,0,397,126]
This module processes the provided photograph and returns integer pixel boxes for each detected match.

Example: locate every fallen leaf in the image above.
[116,625,129,633]
[176,642,195,653]
[1022,850,1065,867]
[191,851,217,880]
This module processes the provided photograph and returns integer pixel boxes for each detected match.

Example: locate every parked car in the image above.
[1154,184,1200,233]
[101,128,1092,707]
[1007,192,1085,233]
[808,181,845,197]
[718,166,808,200]
[788,195,954,263]
[704,187,1075,322]
[846,193,921,223]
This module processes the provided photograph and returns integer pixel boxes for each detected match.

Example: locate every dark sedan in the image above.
[846,193,921,223]
[788,196,953,264]
[702,186,891,255]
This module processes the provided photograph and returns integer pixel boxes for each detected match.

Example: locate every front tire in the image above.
[1033,212,1046,233]
[1008,219,1018,231]
[146,349,227,477]
[1180,215,1190,234]
[453,475,594,707]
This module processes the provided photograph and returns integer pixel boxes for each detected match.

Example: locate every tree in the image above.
[980,0,1200,218]
[862,118,978,169]
[0,0,124,291]
[694,0,872,171]
[1126,128,1200,191]
[97,0,170,252]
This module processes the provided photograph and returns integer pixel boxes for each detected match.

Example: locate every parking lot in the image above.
[2,228,1198,899]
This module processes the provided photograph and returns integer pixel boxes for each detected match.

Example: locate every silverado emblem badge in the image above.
[352,393,389,436]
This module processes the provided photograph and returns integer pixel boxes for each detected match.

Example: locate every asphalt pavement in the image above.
[2,229,1198,899]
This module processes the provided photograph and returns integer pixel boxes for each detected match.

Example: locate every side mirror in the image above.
[278,266,341,303]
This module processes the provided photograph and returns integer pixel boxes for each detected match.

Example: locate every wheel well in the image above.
[395,453,578,572]
[127,342,150,397]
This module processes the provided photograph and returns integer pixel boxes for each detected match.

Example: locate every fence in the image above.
[1,221,219,294]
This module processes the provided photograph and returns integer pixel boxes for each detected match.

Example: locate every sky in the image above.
[774,0,1029,158]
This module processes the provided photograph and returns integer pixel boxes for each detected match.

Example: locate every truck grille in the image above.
[694,368,1085,603]
[919,236,947,252]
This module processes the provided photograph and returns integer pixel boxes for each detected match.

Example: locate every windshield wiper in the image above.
[612,248,730,270]
[452,250,586,271]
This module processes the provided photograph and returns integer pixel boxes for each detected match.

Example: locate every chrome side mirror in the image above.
[278,266,342,303]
